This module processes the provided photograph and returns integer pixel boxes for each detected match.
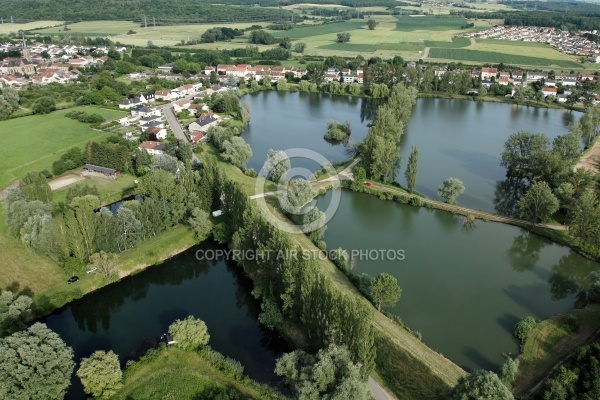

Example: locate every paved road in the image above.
[162,104,200,164]
[368,377,396,400]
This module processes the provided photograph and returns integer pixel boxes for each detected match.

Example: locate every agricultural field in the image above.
[110,22,263,47]
[0,106,126,190]
[0,21,63,35]
[428,47,582,68]
[279,15,493,58]
[34,20,139,36]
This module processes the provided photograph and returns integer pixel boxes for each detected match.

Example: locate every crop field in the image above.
[112,22,262,47]
[34,20,139,36]
[395,15,470,31]
[270,20,368,39]
[0,106,126,190]
[0,21,63,35]
[428,47,582,68]
[424,36,471,48]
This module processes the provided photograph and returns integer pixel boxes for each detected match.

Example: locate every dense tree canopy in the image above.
[168,316,210,350]
[449,370,514,400]
[77,350,123,398]
[0,323,74,400]
[275,344,370,400]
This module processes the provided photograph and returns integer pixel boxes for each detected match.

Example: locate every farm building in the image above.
[83,164,119,178]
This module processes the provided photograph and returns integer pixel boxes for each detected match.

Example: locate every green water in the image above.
[320,189,599,371]
[243,92,578,213]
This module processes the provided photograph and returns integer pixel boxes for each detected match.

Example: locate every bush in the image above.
[563,313,579,332]
[243,168,257,177]
[514,316,537,344]
[408,197,424,207]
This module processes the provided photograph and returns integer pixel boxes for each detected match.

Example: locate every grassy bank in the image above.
[115,346,281,399]
[1,189,197,317]
[513,304,600,396]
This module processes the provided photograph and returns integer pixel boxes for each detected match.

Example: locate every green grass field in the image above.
[0,106,126,190]
[428,47,582,68]
[271,20,367,39]
[116,347,276,399]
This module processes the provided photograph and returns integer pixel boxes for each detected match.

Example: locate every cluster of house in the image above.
[154,62,366,85]
[466,26,600,62]
[0,39,119,87]
[119,83,229,155]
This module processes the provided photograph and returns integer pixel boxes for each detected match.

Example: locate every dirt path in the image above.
[48,173,87,191]
[575,137,600,173]
[525,326,600,397]
[421,47,430,60]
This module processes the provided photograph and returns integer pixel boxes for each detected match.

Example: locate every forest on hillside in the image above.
[0,0,400,23]
[0,0,289,23]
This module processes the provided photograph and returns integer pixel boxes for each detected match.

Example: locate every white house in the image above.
[154,90,172,101]
[119,98,142,110]
[138,141,166,155]
[173,99,191,113]
[146,126,168,140]
[542,86,558,97]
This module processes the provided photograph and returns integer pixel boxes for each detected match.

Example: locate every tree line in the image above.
[361,83,417,182]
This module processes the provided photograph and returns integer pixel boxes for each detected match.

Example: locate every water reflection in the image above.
[507,232,549,272]
[548,253,600,307]
[494,177,529,217]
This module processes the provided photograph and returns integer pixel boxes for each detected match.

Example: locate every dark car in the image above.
[67,276,79,284]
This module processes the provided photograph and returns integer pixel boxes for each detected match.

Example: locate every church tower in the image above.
[21,33,31,61]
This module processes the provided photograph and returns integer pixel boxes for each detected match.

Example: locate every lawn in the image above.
[116,347,277,399]
[0,106,126,190]
[428,47,582,68]
[513,304,600,396]
[0,21,63,34]
[52,174,138,206]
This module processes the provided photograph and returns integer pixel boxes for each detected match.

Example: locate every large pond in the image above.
[319,189,599,371]
[43,242,289,400]
[243,92,578,213]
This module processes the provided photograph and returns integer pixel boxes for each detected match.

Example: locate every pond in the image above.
[43,242,289,400]
[242,92,579,213]
[319,189,599,372]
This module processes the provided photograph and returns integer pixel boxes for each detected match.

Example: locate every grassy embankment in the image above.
[0,106,126,190]
[198,145,465,400]
[0,192,197,316]
[114,346,281,399]
[513,304,600,396]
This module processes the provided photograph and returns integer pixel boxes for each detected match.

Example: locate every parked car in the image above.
[67,276,79,284]
[86,267,97,274]
[364,181,372,187]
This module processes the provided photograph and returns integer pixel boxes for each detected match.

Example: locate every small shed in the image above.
[83,164,119,179]
[212,210,224,217]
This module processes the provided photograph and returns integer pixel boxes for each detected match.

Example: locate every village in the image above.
[466,25,600,62]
